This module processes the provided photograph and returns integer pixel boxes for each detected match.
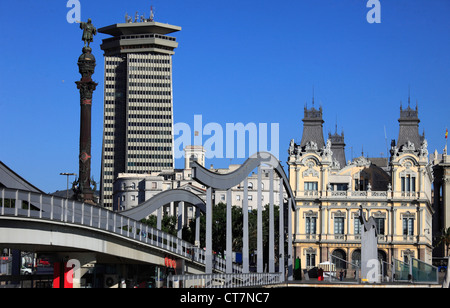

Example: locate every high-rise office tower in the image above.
[98,16,181,208]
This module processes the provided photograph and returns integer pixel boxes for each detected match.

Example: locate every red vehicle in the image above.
[37,258,50,266]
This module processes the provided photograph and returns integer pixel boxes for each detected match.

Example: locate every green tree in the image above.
[141,214,177,236]
[262,204,280,265]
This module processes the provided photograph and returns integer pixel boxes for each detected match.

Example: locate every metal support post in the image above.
[257,166,263,273]
[206,187,213,274]
[226,189,232,273]
[279,178,285,279]
[243,177,249,273]
[269,168,274,273]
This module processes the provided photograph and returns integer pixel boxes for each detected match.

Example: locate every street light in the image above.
[60,173,77,199]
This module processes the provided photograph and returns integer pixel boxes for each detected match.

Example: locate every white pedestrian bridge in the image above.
[0,188,229,275]
[0,152,295,288]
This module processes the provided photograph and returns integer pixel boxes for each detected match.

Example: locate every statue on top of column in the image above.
[77,18,97,48]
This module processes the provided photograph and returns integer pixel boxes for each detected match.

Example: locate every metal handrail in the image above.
[168,272,283,288]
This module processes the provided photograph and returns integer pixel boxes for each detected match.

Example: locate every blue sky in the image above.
[0,0,449,193]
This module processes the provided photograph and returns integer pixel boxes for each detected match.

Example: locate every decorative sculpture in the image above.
[77,18,97,48]
[359,208,379,282]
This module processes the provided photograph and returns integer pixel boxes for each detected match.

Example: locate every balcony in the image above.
[296,189,429,202]
[305,234,318,241]
[295,233,390,243]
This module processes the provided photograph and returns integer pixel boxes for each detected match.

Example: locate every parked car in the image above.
[21,266,32,275]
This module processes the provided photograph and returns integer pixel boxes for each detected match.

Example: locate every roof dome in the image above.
[78,48,96,63]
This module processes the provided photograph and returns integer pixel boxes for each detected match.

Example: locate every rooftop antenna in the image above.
[384,125,388,158]
[150,5,155,21]
[335,115,338,134]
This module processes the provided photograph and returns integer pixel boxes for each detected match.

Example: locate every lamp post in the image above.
[60,173,77,199]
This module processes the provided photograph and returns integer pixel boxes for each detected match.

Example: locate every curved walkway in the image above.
[120,189,206,221]
[192,151,295,209]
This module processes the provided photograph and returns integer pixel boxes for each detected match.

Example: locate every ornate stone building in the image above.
[288,102,434,272]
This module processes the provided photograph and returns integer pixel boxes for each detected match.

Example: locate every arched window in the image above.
[331,249,347,269]
[351,249,361,269]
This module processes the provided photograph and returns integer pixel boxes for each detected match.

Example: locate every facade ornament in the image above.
[322,139,333,159]
[296,148,302,160]
[302,160,319,178]
[288,139,295,155]
[305,247,317,255]
[419,139,428,158]
[331,158,341,170]
[403,140,416,152]
[305,141,318,152]
[391,145,399,157]
[351,156,371,167]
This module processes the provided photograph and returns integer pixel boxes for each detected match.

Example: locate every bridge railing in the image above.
[0,188,240,274]
[168,272,283,288]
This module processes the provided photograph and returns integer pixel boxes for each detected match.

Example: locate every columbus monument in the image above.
[72,19,98,204]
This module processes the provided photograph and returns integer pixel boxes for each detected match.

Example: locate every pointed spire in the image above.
[397,92,421,150]
[408,85,411,107]
[301,92,325,149]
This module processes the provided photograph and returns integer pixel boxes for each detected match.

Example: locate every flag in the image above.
[446,128,448,139]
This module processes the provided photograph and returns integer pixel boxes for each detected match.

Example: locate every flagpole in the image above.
[446,127,448,154]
